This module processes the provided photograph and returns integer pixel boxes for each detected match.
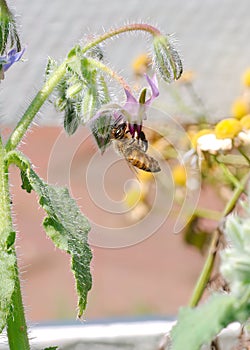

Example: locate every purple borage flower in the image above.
[0,48,25,78]
[91,74,159,153]
[124,74,159,137]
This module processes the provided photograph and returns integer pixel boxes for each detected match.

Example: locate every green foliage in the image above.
[91,114,114,153]
[20,166,92,317]
[170,194,250,349]
[221,214,250,295]
[46,46,110,136]
[170,294,237,350]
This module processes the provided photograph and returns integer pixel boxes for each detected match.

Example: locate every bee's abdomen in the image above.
[127,149,161,173]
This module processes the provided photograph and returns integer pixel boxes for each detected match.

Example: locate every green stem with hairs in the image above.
[87,57,131,92]
[0,137,30,349]
[6,265,30,350]
[5,61,68,152]
[81,23,161,54]
[189,173,249,307]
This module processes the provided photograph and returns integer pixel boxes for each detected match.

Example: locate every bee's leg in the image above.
[137,131,148,152]
[128,137,136,145]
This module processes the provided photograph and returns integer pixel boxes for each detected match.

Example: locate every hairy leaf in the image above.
[0,250,16,332]
[170,294,237,350]
[23,168,92,317]
[63,100,81,135]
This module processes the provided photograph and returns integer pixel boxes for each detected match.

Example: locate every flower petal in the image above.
[124,89,139,121]
[145,74,159,105]
[3,48,25,72]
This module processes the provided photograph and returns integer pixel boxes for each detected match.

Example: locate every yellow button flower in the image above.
[231,97,249,119]
[215,118,241,139]
[240,114,250,130]
[172,164,187,186]
[242,68,250,87]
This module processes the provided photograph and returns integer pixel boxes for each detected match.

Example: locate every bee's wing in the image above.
[117,142,140,179]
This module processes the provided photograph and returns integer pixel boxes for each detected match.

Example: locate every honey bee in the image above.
[110,122,161,173]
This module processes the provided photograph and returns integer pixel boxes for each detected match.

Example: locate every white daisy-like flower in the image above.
[197,133,233,154]
[237,130,250,145]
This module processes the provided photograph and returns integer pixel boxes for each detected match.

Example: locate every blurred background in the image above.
[2,0,250,323]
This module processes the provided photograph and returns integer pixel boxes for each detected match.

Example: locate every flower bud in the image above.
[81,86,97,122]
[66,82,84,99]
[0,0,21,54]
[153,35,182,83]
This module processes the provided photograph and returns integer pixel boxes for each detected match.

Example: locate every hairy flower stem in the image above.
[81,23,161,55]
[5,61,67,152]
[189,173,249,307]
[7,264,30,350]
[0,137,30,349]
[87,57,131,92]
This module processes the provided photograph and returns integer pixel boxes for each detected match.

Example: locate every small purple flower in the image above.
[0,48,25,77]
[90,74,159,152]
[123,74,159,137]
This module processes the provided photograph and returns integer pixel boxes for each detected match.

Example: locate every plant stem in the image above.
[218,162,241,188]
[7,261,30,350]
[194,207,222,221]
[189,173,249,307]
[81,23,161,54]
[0,138,12,239]
[0,137,30,349]
[87,57,131,91]
[5,61,67,152]
[238,146,250,165]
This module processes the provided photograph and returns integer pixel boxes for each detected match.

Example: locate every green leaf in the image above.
[4,150,32,193]
[43,347,59,350]
[170,294,237,350]
[91,114,113,153]
[45,57,58,81]
[26,168,92,317]
[6,231,16,250]
[216,154,249,167]
[98,75,111,105]
[0,250,16,332]
[20,170,32,193]
[63,100,81,135]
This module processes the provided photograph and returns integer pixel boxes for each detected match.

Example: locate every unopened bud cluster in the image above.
[46,48,110,135]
